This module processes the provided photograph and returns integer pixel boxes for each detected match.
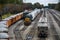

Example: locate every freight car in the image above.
[24,9,40,26]
[1,12,23,27]
[0,33,9,39]
[0,24,8,28]
[0,11,28,27]
[0,27,8,33]
[37,17,48,38]
[0,10,30,27]
[0,11,29,27]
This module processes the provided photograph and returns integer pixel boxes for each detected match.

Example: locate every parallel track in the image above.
[37,9,47,40]
[48,10,60,40]
[49,10,60,27]
[8,9,60,40]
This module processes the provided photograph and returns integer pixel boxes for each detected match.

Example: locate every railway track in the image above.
[39,9,48,40]
[52,10,60,18]
[53,11,60,18]
[13,20,24,40]
[48,10,60,27]
[12,11,43,40]
[46,10,54,40]
[13,20,30,40]
[52,10,60,22]
[47,10,60,40]
[23,12,42,40]
[33,9,47,40]
[5,9,60,40]
[53,13,60,27]
[8,20,23,40]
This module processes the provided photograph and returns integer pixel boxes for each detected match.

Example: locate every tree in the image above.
[0,0,8,4]
[0,0,23,4]
[22,3,33,10]
[55,2,60,11]
[48,3,56,9]
[26,3,33,9]
[33,2,42,9]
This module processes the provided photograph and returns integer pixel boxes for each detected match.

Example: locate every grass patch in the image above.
[2,13,14,19]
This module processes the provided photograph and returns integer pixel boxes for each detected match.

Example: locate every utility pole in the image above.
[0,14,2,21]
[0,11,2,21]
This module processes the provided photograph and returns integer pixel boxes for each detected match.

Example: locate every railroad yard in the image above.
[0,8,60,40]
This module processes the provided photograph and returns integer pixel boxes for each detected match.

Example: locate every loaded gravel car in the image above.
[0,33,9,40]
[0,24,8,33]
[0,28,8,33]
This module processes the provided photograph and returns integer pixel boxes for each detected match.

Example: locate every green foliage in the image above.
[27,3,32,9]
[0,0,8,4]
[48,3,56,9]
[22,2,43,10]
[33,2,43,9]
[8,0,15,3]
[55,2,60,11]
[0,0,23,4]
[2,12,13,19]
[48,2,60,11]
[22,3,33,10]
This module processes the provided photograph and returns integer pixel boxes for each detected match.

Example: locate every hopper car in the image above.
[24,9,41,26]
[0,33,9,39]
[0,24,8,28]
[1,12,23,27]
[0,27,8,33]
[0,11,29,27]
[37,17,48,38]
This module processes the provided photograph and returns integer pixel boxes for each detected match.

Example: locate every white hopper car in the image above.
[37,17,48,38]
[0,33,9,40]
